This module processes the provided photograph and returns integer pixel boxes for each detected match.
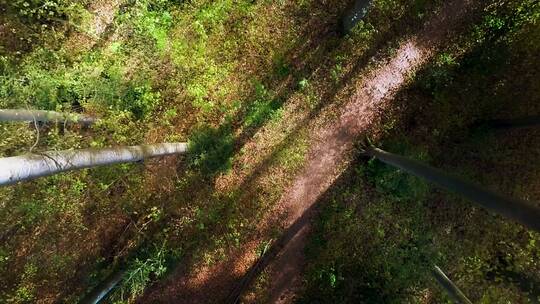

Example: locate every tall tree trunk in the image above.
[0,143,188,186]
[0,109,97,125]
[364,147,540,232]
[432,265,473,304]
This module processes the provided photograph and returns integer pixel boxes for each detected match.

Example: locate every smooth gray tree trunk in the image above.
[364,147,540,232]
[79,269,126,304]
[0,143,188,186]
[0,109,97,125]
[432,265,473,304]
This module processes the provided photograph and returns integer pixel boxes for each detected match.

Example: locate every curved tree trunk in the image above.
[0,109,97,125]
[432,265,473,304]
[364,147,540,232]
[0,143,188,186]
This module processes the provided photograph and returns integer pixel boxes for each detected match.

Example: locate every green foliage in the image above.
[0,44,161,120]
[301,164,436,303]
[0,123,36,157]
[243,82,281,129]
[188,124,234,176]
[472,0,540,44]
[118,1,174,52]
[121,85,161,120]
[273,54,291,78]
[167,0,253,114]
[7,171,88,230]
[116,245,168,302]
[364,141,429,202]
[330,55,345,83]
[0,56,9,75]
[3,0,88,24]
[8,286,34,304]
[418,52,459,95]
[0,48,65,110]
[6,263,37,303]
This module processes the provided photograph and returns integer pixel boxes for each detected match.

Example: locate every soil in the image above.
[262,1,477,302]
[63,0,121,55]
[138,0,478,303]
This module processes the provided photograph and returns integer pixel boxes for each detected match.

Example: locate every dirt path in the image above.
[138,0,477,303]
[237,0,477,302]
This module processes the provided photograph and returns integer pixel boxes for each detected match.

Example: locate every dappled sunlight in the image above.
[3,0,538,302]
[230,0,477,301]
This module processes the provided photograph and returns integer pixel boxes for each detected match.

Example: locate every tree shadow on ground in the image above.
[131,0,457,303]
[227,25,540,301]
[75,0,453,302]
[183,0,442,179]
[223,152,423,304]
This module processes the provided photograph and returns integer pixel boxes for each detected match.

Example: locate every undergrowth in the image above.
[0,0,538,303]
[301,0,540,303]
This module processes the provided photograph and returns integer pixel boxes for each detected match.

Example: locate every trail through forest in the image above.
[2,0,539,302]
[259,0,476,302]
[140,0,477,303]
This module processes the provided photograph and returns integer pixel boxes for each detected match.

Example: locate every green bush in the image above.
[116,245,168,302]
[117,1,174,52]
[243,82,281,129]
[364,142,429,202]
[4,0,88,24]
[188,124,235,176]
[0,44,160,120]
[301,164,436,304]
[120,84,161,120]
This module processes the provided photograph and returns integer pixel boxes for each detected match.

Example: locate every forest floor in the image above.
[63,0,121,54]
[1,0,539,303]
[140,0,478,303]
[257,0,477,302]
